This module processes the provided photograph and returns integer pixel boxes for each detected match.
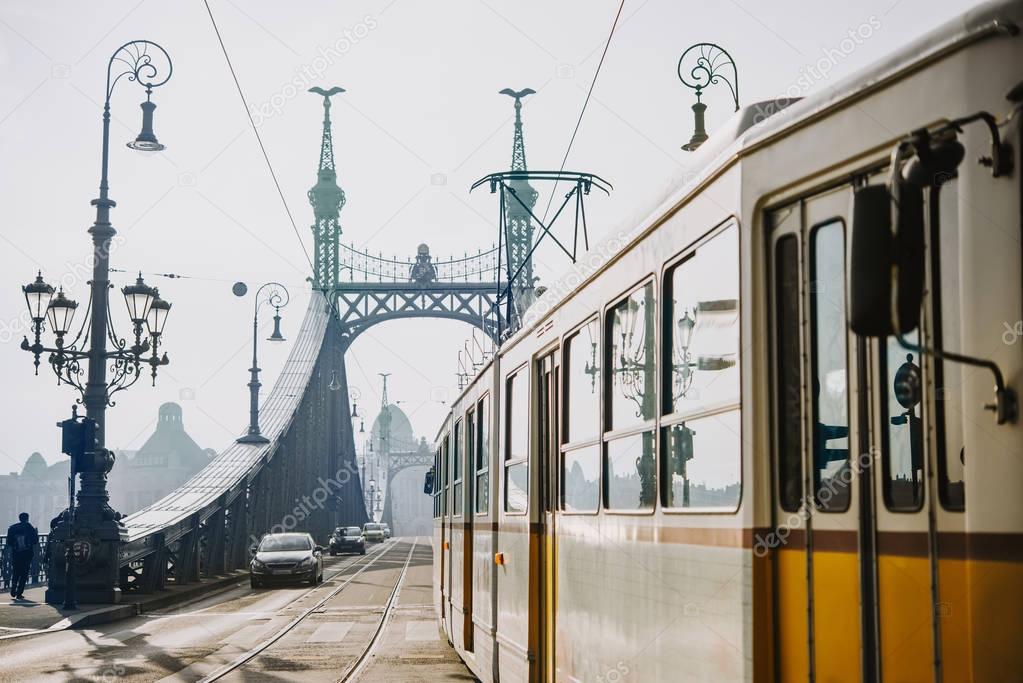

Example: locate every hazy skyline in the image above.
[0,0,981,474]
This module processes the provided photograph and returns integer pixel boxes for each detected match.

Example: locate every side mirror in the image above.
[848,183,924,336]
[314,545,324,554]
[249,546,257,556]
[423,468,435,495]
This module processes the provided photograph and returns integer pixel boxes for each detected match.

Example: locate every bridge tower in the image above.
[500,88,538,314]
[307,86,347,296]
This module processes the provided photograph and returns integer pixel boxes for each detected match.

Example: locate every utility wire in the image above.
[203,0,315,275]
[540,0,626,225]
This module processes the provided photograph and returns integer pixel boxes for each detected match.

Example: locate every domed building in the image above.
[361,401,432,537]
[108,402,212,514]
[0,403,213,534]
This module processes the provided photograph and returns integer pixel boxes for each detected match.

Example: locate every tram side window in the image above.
[442,437,450,515]
[476,395,490,514]
[466,409,476,515]
[809,221,851,512]
[605,283,656,511]
[436,447,443,518]
[881,331,925,511]
[505,371,528,513]
[452,419,463,516]
[935,180,965,510]
[662,224,741,510]
[562,321,600,512]
[775,235,802,513]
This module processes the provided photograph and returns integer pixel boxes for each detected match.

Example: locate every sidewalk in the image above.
[0,571,247,640]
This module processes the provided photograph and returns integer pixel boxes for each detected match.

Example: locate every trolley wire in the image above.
[540,0,627,225]
[202,0,315,276]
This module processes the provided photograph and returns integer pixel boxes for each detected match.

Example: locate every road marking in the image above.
[405,620,437,641]
[222,624,274,647]
[307,621,354,642]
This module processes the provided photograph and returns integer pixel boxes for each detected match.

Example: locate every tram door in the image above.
[443,434,454,638]
[463,407,476,652]
[536,350,560,682]
[769,186,867,682]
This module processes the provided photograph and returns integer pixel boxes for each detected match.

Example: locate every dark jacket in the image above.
[6,521,39,557]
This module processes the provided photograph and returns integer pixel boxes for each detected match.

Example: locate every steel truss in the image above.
[335,281,504,349]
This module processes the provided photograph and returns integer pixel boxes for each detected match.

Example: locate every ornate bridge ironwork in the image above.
[77,83,556,601]
[334,242,505,348]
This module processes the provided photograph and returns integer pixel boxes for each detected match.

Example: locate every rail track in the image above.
[199,538,417,682]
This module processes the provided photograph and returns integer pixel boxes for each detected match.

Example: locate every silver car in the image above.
[363,522,385,542]
[250,532,324,588]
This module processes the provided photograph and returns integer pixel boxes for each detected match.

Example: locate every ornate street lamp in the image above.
[234,282,290,444]
[672,307,698,401]
[677,43,739,152]
[608,288,656,507]
[20,40,174,607]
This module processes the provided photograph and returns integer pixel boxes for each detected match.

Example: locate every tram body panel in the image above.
[430,2,1023,680]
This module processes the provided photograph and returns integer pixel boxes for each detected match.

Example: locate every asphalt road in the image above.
[0,538,476,683]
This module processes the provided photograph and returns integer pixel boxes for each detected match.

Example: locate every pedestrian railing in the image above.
[0,535,48,591]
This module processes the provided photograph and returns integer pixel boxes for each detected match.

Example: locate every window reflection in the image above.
[883,331,924,511]
[565,321,600,444]
[476,396,490,514]
[605,431,655,510]
[506,461,528,513]
[563,445,599,512]
[664,411,741,509]
[608,283,656,429]
[810,221,850,511]
[507,373,528,461]
[667,225,740,415]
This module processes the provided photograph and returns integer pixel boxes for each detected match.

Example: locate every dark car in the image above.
[328,526,366,556]
[250,532,324,588]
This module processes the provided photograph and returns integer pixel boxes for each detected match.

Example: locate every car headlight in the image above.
[299,556,315,567]
[252,558,266,570]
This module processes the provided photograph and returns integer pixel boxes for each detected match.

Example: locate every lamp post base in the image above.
[237,433,270,444]
[44,516,126,605]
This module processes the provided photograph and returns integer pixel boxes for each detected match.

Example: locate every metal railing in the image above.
[0,534,49,590]
[340,243,500,283]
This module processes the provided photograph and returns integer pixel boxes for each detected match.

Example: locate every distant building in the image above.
[0,402,212,528]
[363,402,431,537]
[0,452,66,530]
[108,403,213,514]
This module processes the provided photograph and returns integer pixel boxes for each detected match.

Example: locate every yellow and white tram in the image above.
[431,2,1023,680]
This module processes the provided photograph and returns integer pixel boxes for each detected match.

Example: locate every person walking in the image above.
[6,512,39,600]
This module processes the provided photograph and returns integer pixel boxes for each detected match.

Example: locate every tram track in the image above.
[198,538,415,682]
[335,537,418,682]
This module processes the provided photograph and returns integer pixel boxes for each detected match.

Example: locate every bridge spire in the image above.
[377,372,392,456]
[307,86,347,297]
[499,88,539,311]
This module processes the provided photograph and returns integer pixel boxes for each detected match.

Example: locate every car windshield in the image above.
[365,524,381,530]
[345,527,362,535]
[259,535,311,552]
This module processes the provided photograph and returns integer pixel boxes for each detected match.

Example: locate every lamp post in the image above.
[233,282,290,444]
[677,43,739,152]
[20,40,174,605]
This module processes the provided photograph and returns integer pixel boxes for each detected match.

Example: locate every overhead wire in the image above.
[202,0,315,276]
[539,0,627,225]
